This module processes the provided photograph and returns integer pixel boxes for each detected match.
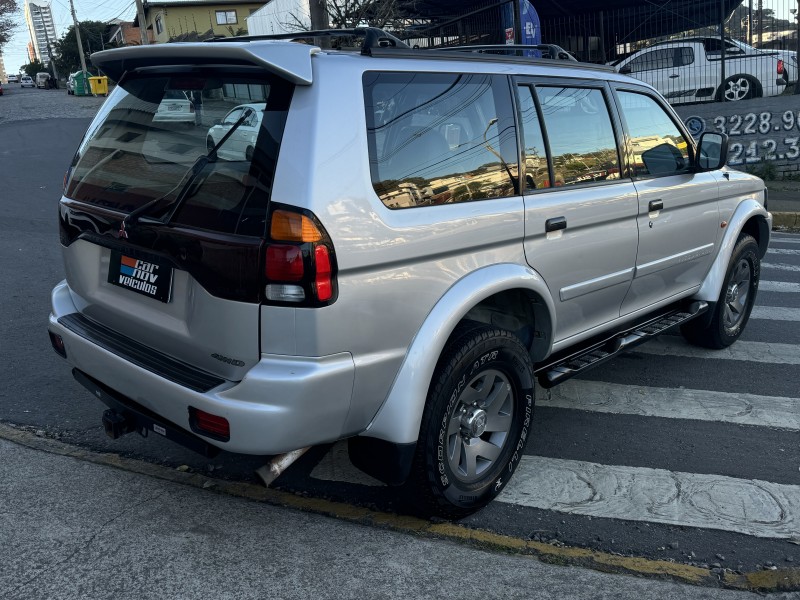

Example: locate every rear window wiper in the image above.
[119,107,256,238]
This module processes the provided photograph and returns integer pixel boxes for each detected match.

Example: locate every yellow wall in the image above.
[147,3,265,43]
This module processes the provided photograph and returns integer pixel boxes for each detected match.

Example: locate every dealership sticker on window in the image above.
[108,251,173,302]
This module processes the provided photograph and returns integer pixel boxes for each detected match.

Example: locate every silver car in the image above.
[49,28,770,518]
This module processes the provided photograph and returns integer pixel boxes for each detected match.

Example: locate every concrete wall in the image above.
[674,95,800,179]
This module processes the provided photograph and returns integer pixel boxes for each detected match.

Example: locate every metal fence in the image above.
[399,0,800,105]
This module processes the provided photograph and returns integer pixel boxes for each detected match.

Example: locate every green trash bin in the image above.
[89,76,109,97]
[70,71,90,96]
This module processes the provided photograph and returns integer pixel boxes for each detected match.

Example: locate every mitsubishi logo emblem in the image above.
[118,221,128,239]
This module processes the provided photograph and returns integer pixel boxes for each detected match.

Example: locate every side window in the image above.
[617,91,691,177]
[517,85,551,190]
[536,87,620,186]
[677,47,694,66]
[364,72,518,209]
[627,49,675,73]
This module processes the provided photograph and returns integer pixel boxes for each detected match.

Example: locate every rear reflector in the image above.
[189,407,230,441]
[49,331,67,358]
[314,245,333,302]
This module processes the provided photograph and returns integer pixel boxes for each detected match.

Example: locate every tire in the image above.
[681,233,760,349]
[719,75,759,102]
[406,324,534,519]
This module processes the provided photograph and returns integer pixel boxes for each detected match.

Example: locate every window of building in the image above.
[536,87,620,186]
[517,85,550,190]
[216,10,238,25]
[617,91,691,177]
[155,14,163,35]
[364,72,518,209]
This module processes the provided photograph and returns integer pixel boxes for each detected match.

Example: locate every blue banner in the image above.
[501,0,541,57]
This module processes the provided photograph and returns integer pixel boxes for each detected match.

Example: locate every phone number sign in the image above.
[683,109,800,166]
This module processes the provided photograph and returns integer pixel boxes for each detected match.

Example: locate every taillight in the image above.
[263,206,337,306]
[777,59,784,74]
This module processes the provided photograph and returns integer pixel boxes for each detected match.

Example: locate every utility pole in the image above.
[309,0,330,48]
[135,0,150,45]
[68,0,89,90]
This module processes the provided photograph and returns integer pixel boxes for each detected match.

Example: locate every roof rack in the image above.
[430,44,578,62]
[206,27,409,55]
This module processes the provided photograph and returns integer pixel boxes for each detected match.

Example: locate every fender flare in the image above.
[694,199,771,304]
[363,263,555,445]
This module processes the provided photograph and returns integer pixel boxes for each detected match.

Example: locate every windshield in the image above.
[65,72,293,236]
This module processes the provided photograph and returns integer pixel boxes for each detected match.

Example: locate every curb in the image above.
[772,212,799,229]
[1,422,798,593]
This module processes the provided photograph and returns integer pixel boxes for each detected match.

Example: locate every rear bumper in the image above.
[49,280,355,455]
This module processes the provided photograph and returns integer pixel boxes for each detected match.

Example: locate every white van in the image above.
[36,72,50,88]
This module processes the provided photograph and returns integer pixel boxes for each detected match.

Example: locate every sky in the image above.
[1,0,796,76]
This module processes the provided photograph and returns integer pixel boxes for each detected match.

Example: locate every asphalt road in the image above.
[2,87,799,590]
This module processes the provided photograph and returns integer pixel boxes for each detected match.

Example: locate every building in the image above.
[247,0,308,35]
[24,0,58,66]
[0,52,7,84]
[106,19,150,46]
[136,0,267,43]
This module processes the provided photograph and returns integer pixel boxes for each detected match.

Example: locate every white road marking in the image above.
[750,306,800,321]
[498,457,800,539]
[633,337,800,364]
[770,238,800,244]
[538,380,800,430]
[767,248,800,256]
[760,280,800,293]
[763,262,800,272]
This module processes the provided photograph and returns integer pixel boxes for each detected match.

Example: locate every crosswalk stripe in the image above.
[634,336,800,364]
[538,380,800,430]
[760,280,800,293]
[767,248,800,256]
[498,457,800,539]
[751,306,800,321]
[763,262,800,272]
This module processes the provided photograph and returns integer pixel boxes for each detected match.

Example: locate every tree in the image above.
[0,0,19,48]
[21,59,47,78]
[52,21,114,75]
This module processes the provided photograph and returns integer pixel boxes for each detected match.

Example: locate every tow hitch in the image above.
[102,409,136,439]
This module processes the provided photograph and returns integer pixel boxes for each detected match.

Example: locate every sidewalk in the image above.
[766,180,800,228]
[0,434,786,600]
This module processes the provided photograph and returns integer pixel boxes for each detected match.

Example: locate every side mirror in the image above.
[696,132,729,171]
[619,65,632,74]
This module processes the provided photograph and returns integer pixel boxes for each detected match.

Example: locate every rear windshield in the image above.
[65,72,293,236]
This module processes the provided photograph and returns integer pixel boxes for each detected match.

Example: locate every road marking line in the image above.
[763,262,800,272]
[760,280,800,293]
[767,248,800,256]
[633,337,800,364]
[770,238,800,244]
[539,380,800,430]
[498,457,800,539]
[751,306,800,321]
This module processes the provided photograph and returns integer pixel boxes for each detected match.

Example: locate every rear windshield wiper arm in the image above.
[119,107,256,238]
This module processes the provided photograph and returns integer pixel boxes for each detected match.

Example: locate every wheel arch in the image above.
[695,199,771,304]
[361,263,555,446]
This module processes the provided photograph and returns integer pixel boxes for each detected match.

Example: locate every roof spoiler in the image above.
[91,41,319,85]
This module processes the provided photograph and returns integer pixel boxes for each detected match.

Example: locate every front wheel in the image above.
[682,233,760,349]
[406,324,534,519]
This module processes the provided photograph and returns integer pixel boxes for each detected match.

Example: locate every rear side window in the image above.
[617,91,691,177]
[364,72,518,209]
[536,87,621,186]
[627,49,675,73]
[65,73,293,236]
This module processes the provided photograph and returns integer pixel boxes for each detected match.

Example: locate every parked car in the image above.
[682,36,798,86]
[67,72,81,94]
[205,103,266,160]
[36,72,51,89]
[50,29,771,519]
[0,81,3,95]
[153,90,196,124]
[7,73,19,83]
[614,39,786,103]
[20,75,35,88]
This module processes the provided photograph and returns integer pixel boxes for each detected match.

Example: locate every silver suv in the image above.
[48,28,771,518]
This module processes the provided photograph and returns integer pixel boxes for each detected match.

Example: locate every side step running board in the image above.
[535,301,708,389]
